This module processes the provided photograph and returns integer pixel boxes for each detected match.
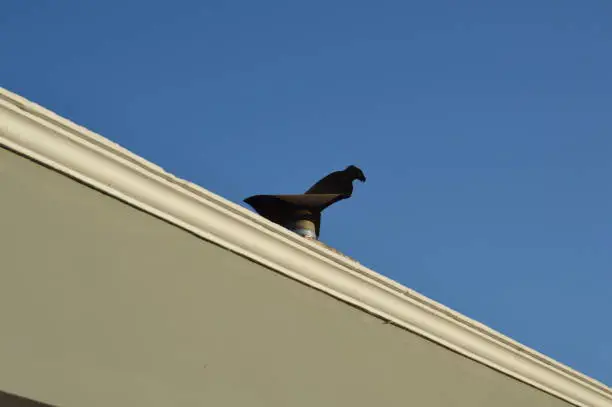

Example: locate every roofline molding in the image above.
[1,88,610,407]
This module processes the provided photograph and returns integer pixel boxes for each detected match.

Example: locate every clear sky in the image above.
[2,1,611,385]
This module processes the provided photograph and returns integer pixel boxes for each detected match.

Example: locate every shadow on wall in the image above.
[0,390,54,407]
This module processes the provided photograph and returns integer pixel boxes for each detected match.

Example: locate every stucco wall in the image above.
[0,146,573,407]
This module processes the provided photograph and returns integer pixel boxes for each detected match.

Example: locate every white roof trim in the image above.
[1,88,610,407]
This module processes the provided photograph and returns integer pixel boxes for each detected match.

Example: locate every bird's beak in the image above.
[359,174,366,182]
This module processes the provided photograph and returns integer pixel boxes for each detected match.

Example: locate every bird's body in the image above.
[304,165,366,196]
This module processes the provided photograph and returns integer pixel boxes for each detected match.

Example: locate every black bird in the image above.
[305,165,366,196]
[244,165,366,239]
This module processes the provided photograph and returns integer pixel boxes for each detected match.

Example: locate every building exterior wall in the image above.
[0,146,574,407]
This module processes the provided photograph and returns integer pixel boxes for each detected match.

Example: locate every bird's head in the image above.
[345,165,366,182]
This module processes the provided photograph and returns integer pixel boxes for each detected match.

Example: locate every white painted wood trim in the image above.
[1,88,610,407]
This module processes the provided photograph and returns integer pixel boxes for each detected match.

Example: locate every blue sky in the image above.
[2,1,611,385]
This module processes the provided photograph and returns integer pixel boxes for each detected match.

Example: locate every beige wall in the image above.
[0,146,573,407]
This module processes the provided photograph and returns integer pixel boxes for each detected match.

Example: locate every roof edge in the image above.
[1,88,610,407]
